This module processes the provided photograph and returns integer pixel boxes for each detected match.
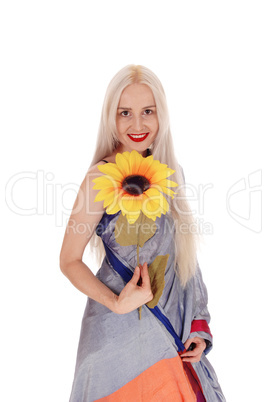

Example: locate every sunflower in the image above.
[92,150,178,224]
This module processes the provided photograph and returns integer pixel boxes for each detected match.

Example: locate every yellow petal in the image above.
[137,155,155,177]
[160,194,169,213]
[158,186,176,198]
[146,214,157,221]
[128,150,142,174]
[153,192,169,213]
[132,151,144,174]
[103,191,118,208]
[125,212,141,224]
[104,188,123,209]
[98,163,124,181]
[144,199,162,212]
[144,190,169,214]
[145,187,161,198]
[150,168,176,183]
[141,192,163,220]
[93,176,120,190]
[154,178,178,188]
[121,151,131,159]
[142,207,162,221]
[94,187,115,202]
[145,160,168,180]
[119,195,142,214]
[106,201,121,215]
[115,152,130,177]
[150,183,177,198]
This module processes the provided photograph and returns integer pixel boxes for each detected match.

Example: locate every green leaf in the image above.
[146,254,169,309]
[114,211,157,247]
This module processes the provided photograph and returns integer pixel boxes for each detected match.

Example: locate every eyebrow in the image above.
[117,105,156,110]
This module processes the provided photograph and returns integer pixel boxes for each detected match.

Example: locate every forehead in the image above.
[118,83,155,107]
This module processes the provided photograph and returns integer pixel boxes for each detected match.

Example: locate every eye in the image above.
[144,109,153,115]
[121,110,130,117]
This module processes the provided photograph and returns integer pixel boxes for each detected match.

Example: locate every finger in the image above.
[189,336,205,347]
[131,265,141,286]
[137,264,142,286]
[190,338,206,354]
[181,346,202,357]
[184,337,205,352]
[184,339,198,352]
[181,355,201,363]
[183,339,192,350]
[194,343,206,354]
[181,350,199,358]
[140,263,151,287]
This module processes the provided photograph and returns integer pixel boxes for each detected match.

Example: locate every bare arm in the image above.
[59,163,152,314]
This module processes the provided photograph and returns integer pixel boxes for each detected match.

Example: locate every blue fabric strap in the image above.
[103,242,185,352]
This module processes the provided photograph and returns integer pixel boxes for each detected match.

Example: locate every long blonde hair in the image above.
[89,65,198,286]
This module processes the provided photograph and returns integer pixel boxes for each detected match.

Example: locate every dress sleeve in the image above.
[189,263,213,355]
[178,164,213,354]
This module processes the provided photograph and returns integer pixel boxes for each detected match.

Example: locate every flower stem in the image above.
[137,242,142,319]
[137,213,142,320]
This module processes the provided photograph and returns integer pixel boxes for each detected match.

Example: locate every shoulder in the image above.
[88,160,106,172]
[74,161,108,216]
[77,161,108,201]
[84,160,111,179]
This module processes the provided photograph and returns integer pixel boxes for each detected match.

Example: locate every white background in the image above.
[1,1,266,401]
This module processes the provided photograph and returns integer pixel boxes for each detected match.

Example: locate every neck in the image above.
[113,145,150,158]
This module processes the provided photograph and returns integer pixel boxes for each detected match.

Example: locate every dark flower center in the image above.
[122,175,150,195]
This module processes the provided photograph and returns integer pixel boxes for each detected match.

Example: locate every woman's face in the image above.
[115,83,159,156]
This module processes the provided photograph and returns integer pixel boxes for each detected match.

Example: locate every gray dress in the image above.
[69,211,225,401]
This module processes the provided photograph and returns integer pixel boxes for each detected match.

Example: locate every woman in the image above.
[60,65,225,401]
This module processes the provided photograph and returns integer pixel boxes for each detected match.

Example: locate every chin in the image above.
[117,139,154,155]
[130,145,150,155]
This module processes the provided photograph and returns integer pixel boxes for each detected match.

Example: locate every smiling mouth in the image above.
[127,133,149,142]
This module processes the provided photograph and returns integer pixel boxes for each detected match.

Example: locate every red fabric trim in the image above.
[190,320,212,338]
[183,362,206,402]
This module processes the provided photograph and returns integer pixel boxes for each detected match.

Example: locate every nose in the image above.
[131,115,144,132]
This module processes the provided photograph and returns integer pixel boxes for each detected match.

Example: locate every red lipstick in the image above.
[127,133,149,142]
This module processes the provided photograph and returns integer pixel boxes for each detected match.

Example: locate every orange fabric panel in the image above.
[96,355,196,401]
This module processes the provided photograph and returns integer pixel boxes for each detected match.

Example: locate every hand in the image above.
[181,337,206,363]
[114,263,153,314]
